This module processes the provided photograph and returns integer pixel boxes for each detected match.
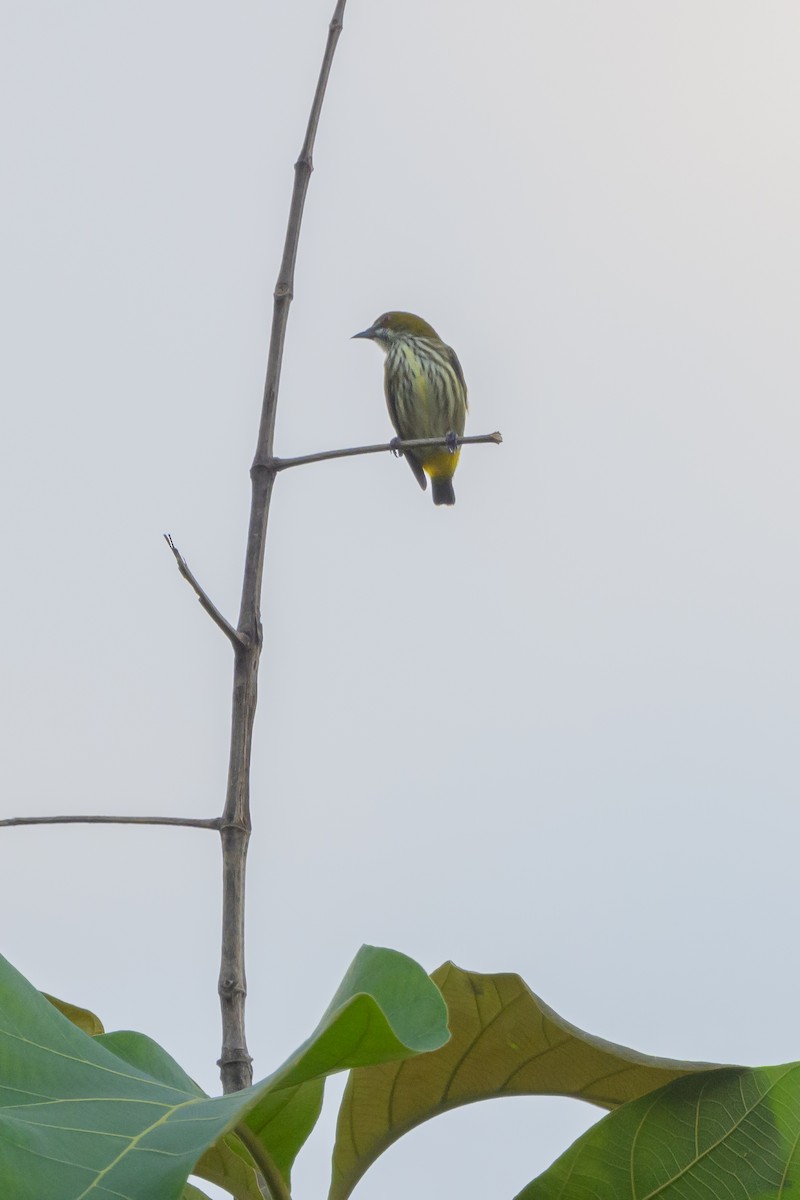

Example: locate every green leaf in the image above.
[93,1031,263,1199]
[241,944,448,1184]
[330,962,725,1200]
[42,992,105,1036]
[180,1186,211,1200]
[515,1064,800,1199]
[275,942,449,1085]
[192,1135,263,1200]
[95,1030,206,1095]
[242,1080,324,1181]
[0,945,448,1200]
[76,1031,323,1191]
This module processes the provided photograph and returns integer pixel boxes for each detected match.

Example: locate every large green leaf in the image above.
[242,1080,324,1181]
[330,962,725,1200]
[39,993,325,1191]
[516,1064,800,1199]
[0,945,448,1200]
[95,1030,206,1094]
[91,1030,263,1199]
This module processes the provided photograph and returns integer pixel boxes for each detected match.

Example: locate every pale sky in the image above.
[2,3,800,1198]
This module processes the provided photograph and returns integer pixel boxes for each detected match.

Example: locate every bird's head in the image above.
[352,311,440,346]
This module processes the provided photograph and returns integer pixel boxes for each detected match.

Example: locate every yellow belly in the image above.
[418,447,461,480]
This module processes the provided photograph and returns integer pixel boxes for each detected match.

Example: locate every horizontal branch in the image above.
[0,815,222,830]
[164,535,243,647]
[265,430,503,472]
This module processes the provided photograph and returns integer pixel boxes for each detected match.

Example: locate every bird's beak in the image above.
[351,327,374,340]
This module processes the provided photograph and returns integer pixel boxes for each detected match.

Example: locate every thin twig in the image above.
[235,1123,292,1200]
[0,815,221,830]
[164,535,242,647]
[216,0,348,1096]
[268,430,503,472]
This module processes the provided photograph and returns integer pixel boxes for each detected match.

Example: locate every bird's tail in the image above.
[432,477,456,506]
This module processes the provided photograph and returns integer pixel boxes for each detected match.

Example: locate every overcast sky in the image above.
[2,2,800,1198]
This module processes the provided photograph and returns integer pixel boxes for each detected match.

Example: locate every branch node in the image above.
[217,1047,252,1067]
[219,818,252,836]
[219,979,248,1000]
[250,458,279,479]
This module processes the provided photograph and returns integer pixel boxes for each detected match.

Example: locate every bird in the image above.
[353,311,468,505]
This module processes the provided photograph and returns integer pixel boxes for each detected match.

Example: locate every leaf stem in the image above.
[234,1123,292,1200]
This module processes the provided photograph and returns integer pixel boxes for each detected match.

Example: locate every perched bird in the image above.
[353,311,468,505]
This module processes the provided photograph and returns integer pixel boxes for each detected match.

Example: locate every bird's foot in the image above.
[390,436,404,458]
[445,430,459,454]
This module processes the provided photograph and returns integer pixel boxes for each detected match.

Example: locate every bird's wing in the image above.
[443,343,469,414]
[403,450,428,491]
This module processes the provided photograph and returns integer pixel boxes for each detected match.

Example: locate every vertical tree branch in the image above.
[217,0,347,1095]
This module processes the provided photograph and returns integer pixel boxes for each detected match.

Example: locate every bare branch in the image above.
[217,0,349,1096]
[164,535,242,647]
[0,815,221,830]
[267,430,504,472]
